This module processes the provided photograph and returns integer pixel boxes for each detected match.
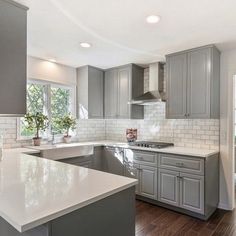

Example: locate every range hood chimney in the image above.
[130,62,165,105]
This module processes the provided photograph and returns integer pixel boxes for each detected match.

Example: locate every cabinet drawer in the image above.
[124,149,158,166]
[159,153,204,175]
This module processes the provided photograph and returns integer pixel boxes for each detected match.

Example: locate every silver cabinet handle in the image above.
[177,176,183,179]
[176,162,184,167]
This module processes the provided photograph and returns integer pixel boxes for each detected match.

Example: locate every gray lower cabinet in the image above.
[124,162,139,194]
[77,66,104,119]
[124,149,158,200]
[104,64,144,119]
[179,173,204,214]
[91,146,103,171]
[57,147,218,220]
[158,169,204,214]
[103,147,124,175]
[166,45,220,119]
[0,0,28,116]
[158,169,179,207]
[139,165,157,200]
[59,156,93,168]
[124,163,157,200]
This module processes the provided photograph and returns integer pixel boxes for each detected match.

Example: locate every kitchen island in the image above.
[0,149,137,236]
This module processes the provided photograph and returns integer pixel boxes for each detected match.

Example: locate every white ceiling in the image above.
[16,0,236,68]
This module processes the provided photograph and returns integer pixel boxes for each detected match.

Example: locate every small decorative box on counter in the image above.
[126,129,137,143]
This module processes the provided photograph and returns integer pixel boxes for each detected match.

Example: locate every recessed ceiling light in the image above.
[80,42,92,48]
[146,15,161,24]
[49,58,56,63]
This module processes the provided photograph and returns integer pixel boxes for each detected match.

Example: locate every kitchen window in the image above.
[18,80,76,139]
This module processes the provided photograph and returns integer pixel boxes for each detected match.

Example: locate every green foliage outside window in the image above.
[21,83,45,137]
[21,82,73,138]
[51,87,70,134]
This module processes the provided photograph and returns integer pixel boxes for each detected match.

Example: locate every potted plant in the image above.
[24,112,49,146]
[56,115,76,143]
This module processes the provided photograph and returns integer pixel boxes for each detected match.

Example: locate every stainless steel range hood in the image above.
[130,62,165,105]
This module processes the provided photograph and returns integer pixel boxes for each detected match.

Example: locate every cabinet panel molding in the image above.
[166,45,220,119]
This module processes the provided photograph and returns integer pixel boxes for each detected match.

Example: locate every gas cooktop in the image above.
[131,141,174,149]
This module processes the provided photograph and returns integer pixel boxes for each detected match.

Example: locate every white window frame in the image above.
[17,79,76,140]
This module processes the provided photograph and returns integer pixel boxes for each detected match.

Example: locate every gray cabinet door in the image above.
[88,67,104,118]
[59,156,93,168]
[166,53,188,119]
[91,147,103,171]
[158,169,179,207]
[103,147,124,175]
[117,67,131,119]
[0,1,27,115]
[139,165,158,200]
[124,163,139,194]
[179,173,204,214]
[187,48,211,118]
[104,69,118,118]
[79,160,93,168]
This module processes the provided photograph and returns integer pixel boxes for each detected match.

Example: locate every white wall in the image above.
[219,49,236,210]
[27,56,77,85]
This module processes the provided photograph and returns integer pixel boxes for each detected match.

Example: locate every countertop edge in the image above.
[25,141,219,158]
[20,179,137,232]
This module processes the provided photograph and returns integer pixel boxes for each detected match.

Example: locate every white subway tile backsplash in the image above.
[105,67,219,150]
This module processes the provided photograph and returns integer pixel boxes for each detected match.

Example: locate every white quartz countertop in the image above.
[0,149,137,232]
[27,140,219,158]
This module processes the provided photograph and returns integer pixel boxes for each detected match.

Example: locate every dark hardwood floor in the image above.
[135,200,235,236]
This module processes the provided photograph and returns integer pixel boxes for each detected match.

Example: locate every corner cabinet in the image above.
[0,0,28,116]
[77,66,104,119]
[104,64,144,119]
[166,45,220,119]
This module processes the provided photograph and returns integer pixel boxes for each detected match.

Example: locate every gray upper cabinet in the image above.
[77,66,104,119]
[117,67,131,118]
[166,45,220,119]
[104,69,118,118]
[187,48,211,118]
[166,53,187,119]
[104,64,144,119]
[0,0,28,116]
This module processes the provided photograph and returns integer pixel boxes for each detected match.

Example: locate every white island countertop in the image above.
[28,140,219,158]
[0,149,137,233]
